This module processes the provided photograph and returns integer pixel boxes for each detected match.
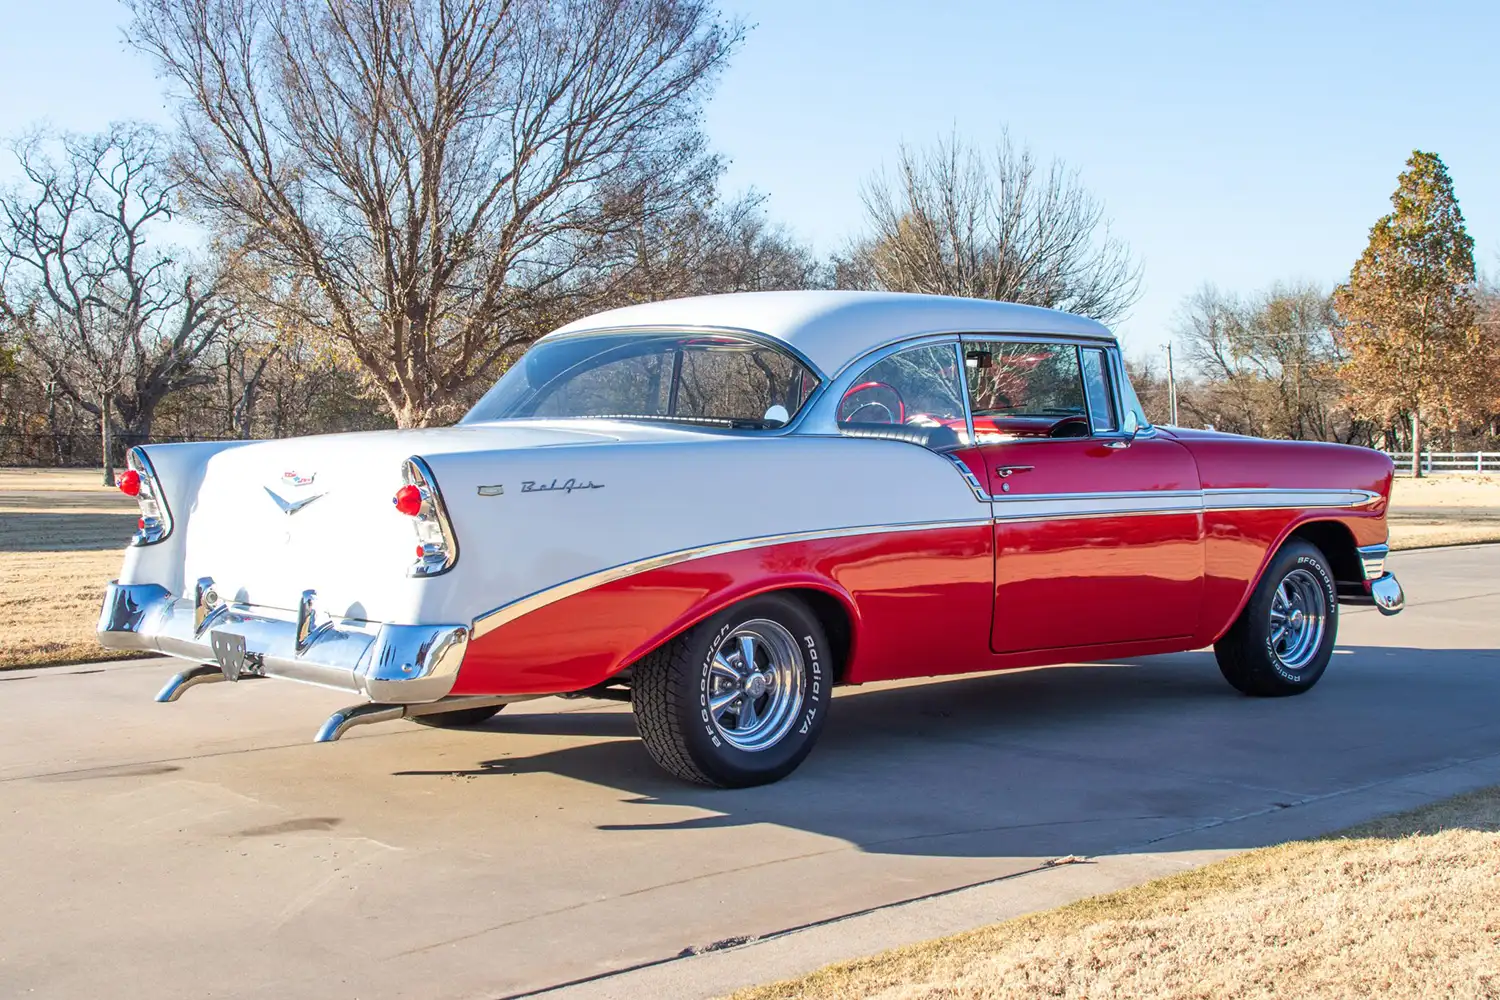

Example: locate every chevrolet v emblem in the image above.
[264,486,325,515]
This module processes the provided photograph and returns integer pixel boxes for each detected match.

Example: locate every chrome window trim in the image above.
[470,515,993,639]
[954,341,977,446]
[1077,344,1122,436]
[1109,346,1157,439]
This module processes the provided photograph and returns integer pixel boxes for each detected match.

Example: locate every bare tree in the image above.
[587,180,825,307]
[837,133,1141,324]
[129,0,742,427]
[1175,283,1368,443]
[0,124,233,482]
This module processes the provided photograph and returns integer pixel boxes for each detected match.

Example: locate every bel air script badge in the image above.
[281,471,316,487]
[520,478,604,495]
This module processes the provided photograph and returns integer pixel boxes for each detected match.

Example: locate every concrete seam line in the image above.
[491,858,1083,1000]
[1132,746,1500,849]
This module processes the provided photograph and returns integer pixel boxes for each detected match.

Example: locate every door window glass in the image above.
[1080,348,1118,433]
[962,342,1088,441]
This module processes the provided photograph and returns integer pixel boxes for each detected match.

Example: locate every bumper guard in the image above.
[1336,543,1404,616]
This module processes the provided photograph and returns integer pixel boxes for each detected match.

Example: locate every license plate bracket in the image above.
[210,630,248,681]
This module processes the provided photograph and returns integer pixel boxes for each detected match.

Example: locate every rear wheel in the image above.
[1215,539,1338,697]
[632,593,833,787]
[411,704,504,729]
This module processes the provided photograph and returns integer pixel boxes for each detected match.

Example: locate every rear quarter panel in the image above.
[424,433,995,693]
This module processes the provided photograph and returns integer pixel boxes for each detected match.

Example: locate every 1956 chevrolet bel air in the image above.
[99,291,1405,786]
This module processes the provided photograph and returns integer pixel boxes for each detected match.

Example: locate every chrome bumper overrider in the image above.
[1352,543,1404,616]
[1369,572,1405,616]
[98,581,469,703]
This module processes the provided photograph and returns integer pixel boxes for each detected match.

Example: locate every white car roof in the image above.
[545,291,1116,376]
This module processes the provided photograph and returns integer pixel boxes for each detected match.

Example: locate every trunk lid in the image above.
[178,424,618,620]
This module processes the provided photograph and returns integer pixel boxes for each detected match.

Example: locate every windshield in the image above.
[462,331,821,428]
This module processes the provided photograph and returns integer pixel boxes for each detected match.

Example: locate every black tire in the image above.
[632,593,833,788]
[1215,539,1338,697]
[411,704,504,728]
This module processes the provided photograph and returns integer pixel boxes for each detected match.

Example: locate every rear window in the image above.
[464,332,819,429]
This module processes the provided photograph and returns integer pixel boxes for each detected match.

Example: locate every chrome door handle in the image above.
[994,465,1034,478]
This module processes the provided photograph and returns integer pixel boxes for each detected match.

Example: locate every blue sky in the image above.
[3,1,1496,356]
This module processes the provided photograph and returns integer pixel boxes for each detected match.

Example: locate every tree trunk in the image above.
[1411,408,1423,479]
[101,392,115,486]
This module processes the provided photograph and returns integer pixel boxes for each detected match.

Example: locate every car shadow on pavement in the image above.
[392,645,1500,860]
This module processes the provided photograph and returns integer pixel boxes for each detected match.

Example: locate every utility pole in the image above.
[1163,341,1179,426]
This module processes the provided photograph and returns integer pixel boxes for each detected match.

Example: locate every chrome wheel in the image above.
[706,619,806,752]
[1269,568,1328,671]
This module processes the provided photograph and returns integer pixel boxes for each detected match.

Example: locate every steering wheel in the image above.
[1048,415,1091,439]
[839,381,906,425]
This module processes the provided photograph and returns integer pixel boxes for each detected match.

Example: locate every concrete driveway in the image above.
[2,545,1498,999]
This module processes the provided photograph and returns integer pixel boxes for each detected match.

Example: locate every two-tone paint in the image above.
[99,291,1400,713]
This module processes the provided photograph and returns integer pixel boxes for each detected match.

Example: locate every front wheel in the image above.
[1215,539,1338,697]
[632,593,833,787]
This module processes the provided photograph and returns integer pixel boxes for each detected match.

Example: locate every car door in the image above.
[961,338,1205,654]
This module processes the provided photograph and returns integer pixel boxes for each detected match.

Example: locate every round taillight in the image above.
[119,469,141,497]
[392,484,423,516]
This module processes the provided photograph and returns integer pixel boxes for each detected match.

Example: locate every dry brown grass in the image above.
[1,468,144,669]
[1389,523,1500,550]
[0,548,149,669]
[730,788,1500,1000]
[1391,473,1500,508]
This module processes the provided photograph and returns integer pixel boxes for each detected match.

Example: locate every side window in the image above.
[963,341,1089,440]
[675,344,808,422]
[1120,370,1151,433]
[1080,348,1118,433]
[531,349,671,417]
[838,344,966,429]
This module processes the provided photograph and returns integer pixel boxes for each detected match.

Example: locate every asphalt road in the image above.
[3,545,1498,1000]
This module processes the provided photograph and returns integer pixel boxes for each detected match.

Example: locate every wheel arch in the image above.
[1209,514,1361,644]
[624,580,861,686]
[1288,519,1363,586]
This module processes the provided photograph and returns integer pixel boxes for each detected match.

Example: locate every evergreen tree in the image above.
[1333,151,1483,476]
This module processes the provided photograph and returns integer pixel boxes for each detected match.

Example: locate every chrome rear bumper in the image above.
[98,581,468,703]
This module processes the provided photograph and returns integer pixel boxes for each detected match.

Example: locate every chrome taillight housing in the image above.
[125,447,173,546]
[397,457,459,577]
